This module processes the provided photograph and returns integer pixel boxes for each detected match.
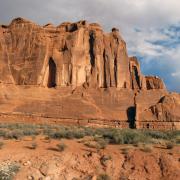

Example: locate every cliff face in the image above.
[0,18,164,90]
[0,18,179,129]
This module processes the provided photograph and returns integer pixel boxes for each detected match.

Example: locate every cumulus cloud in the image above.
[172,72,180,77]
[0,0,180,92]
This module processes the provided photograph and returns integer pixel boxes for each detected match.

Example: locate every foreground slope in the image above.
[0,136,180,180]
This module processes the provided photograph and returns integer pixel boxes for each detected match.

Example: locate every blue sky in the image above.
[0,0,180,92]
[128,23,180,92]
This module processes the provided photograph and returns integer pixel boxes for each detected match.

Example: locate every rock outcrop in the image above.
[0,18,179,129]
[0,18,131,88]
[136,93,180,129]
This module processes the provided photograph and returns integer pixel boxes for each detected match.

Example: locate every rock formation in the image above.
[0,18,179,129]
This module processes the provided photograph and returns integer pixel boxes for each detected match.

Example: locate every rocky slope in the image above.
[0,18,179,129]
[0,137,179,180]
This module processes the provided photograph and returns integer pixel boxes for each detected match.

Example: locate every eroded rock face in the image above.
[0,18,179,130]
[0,18,124,88]
[0,17,160,90]
[136,93,180,129]
[145,76,166,90]
[129,56,147,91]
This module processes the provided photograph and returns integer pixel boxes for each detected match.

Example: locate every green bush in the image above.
[165,142,174,149]
[94,138,108,149]
[84,141,95,148]
[4,130,24,140]
[0,141,4,149]
[0,123,180,147]
[0,130,6,137]
[30,142,37,150]
[143,130,168,140]
[175,136,180,144]
[97,174,111,180]
[102,129,149,145]
[56,143,67,152]
[22,129,39,136]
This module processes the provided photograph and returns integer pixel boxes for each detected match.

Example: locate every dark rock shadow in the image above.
[127,106,136,129]
[47,147,59,152]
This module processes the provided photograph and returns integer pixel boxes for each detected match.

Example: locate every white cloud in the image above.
[171,72,180,77]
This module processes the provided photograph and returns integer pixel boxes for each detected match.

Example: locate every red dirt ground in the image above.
[0,136,179,180]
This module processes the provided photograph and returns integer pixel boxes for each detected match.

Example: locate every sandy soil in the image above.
[0,136,179,180]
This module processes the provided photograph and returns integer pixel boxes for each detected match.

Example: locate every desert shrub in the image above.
[121,147,130,155]
[29,142,37,150]
[43,128,54,136]
[4,130,24,140]
[0,141,4,149]
[107,133,122,144]
[166,130,180,138]
[175,136,180,144]
[143,130,168,140]
[0,130,6,137]
[165,142,174,149]
[5,123,36,130]
[94,137,108,149]
[102,129,149,145]
[120,175,128,180]
[0,161,20,180]
[83,127,95,136]
[97,174,111,180]
[101,129,123,144]
[44,130,59,139]
[44,136,51,143]
[100,155,112,166]
[122,130,148,144]
[46,126,87,140]
[71,129,86,139]
[97,139,108,149]
[22,129,39,136]
[133,142,141,147]
[140,144,153,153]
[56,143,67,152]
[84,138,108,150]
[51,131,68,139]
[46,127,73,139]
[84,141,97,148]
[1,123,180,146]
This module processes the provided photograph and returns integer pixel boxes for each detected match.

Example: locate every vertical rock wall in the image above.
[0,18,134,90]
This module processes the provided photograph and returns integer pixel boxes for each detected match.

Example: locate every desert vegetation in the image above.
[0,123,179,179]
[0,161,20,180]
[0,123,179,145]
[0,123,179,146]
[56,142,67,152]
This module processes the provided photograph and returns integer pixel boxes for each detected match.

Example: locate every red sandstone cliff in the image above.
[0,18,179,129]
[0,18,165,90]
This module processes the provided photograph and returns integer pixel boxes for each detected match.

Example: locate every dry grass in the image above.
[140,144,153,153]
[0,161,20,180]
[0,123,179,147]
